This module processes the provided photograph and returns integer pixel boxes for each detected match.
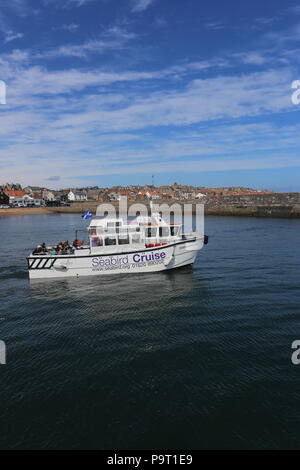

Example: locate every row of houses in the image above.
[0,190,45,207]
[0,183,274,207]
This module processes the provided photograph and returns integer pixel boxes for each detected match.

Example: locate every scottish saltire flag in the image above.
[82,210,92,220]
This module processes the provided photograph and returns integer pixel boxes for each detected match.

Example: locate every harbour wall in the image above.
[204,193,300,218]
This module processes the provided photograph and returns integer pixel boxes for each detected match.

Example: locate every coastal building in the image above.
[0,190,46,207]
[158,186,174,199]
[42,190,55,201]
[0,191,11,205]
[51,191,68,203]
[106,189,136,201]
[106,191,121,201]
[0,190,26,205]
[67,190,88,202]
[137,190,160,200]
[1,183,22,192]
[24,186,55,202]
[87,189,101,201]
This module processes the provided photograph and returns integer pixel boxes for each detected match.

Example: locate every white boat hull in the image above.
[27,238,204,279]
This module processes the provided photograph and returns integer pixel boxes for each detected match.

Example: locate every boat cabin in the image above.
[88,216,182,253]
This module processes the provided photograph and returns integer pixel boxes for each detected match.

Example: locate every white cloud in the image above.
[0,13,299,188]
[3,30,23,43]
[69,0,95,5]
[204,21,225,30]
[289,5,300,15]
[44,0,96,8]
[264,22,300,44]
[38,25,136,59]
[53,23,79,32]
[131,0,156,13]
[0,2,26,44]
[0,57,297,188]
[43,39,125,58]
[154,17,167,28]
[234,52,268,65]
[62,69,291,132]
[102,25,136,41]
[254,16,278,26]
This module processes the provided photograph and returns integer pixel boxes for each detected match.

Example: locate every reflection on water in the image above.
[28,268,210,334]
[29,267,202,302]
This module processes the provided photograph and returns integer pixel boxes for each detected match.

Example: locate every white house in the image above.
[42,190,55,202]
[67,190,87,202]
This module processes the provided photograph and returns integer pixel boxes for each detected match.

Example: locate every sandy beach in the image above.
[0,204,97,216]
[0,208,53,216]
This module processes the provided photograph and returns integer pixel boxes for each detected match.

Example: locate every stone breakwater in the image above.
[204,193,300,218]
[0,193,299,218]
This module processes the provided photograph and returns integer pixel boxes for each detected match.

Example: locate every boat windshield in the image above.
[145,227,157,238]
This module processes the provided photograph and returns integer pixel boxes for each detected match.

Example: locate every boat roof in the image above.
[89,218,124,226]
[88,217,181,228]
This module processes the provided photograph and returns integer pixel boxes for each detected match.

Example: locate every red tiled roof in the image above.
[3,190,26,197]
[117,190,131,195]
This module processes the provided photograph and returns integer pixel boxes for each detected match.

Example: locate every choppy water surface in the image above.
[0,214,299,449]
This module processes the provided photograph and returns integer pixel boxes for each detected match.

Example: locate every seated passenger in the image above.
[41,242,47,253]
[105,237,116,246]
[73,238,84,248]
[56,243,63,254]
[33,242,47,255]
[33,244,43,255]
[91,237,102,247]
[61,244,69,255]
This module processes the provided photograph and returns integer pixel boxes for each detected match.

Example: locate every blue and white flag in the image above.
[81,210,92,220]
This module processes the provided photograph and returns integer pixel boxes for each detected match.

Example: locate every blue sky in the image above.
[0,0,300,190]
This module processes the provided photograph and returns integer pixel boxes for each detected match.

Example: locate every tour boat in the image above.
[27,211,208,279]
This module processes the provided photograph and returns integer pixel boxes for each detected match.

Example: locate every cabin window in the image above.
[118,235,129,245]
[127,226,140,233]
[107,227,117,234]
[107,221,122,228]
[91,237,103,247]
[145,227,157,238]
[118,227,126,233]
[106,222,122,234]
[170,226,179,236]
[105,237,117,246]
[159,227,169,237]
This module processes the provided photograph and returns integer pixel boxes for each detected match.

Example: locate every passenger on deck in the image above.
[56,242,63,254]
[33,242,48,255]
[41,242,47,253]
[73,238,84,249]
[61,241,70,254]
[91,237,102,247]
[33,244,42,255]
